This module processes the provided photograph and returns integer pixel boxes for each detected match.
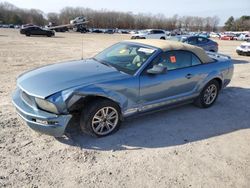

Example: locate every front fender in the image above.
[63,84,129,113]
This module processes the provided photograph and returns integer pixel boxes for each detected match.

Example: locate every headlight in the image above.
[35,98,59,114]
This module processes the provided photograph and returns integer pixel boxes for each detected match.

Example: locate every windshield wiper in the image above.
[92,58,128,75]
[92,57,111,67]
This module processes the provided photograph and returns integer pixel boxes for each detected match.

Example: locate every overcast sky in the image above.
[3,0,250,25]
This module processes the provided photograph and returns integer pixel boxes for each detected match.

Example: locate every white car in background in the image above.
[236,34,250,41]
[70,16,86,24]
[209,32,220,38]
[236,42,250,56]
[131,29,166,39]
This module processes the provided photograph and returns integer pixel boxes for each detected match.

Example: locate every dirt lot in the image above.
[0,29,249,188]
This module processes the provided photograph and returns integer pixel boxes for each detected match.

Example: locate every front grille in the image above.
[21,91,35,108]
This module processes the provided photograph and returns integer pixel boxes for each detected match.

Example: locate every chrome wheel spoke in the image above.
[107,111,116,119]
[106,120,114,128]
[93,116,102,122]
[95,123,103,132]
[101,108,106,117]
[100,125,104,133]
[206,97,210,103]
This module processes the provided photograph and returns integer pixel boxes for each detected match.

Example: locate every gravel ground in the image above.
[0,29,249,188]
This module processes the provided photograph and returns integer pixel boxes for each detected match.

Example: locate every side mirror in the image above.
[147,64,167,75]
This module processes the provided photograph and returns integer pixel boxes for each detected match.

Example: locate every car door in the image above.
[29,27,36,35]
[147,30,155,39]
[187,37,198,46]
[37,28,45,35]
[31,27,40,35]
[156,30,164,39]
[139,50,202,111]
[196,37,209,50]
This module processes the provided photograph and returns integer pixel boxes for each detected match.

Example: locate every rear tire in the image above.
[80,99,121,137]
[160,37,166,40]
[25,33,30,37]
[194,80,219,108]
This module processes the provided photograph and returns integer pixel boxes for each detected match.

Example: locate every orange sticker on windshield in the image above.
[170,56,176,63]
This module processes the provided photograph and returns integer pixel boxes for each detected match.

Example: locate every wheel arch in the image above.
[213,77,223,90]
[67,94,122,114]
[198,69,224,91]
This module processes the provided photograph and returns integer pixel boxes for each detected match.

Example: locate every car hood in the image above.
[17,59,128,98]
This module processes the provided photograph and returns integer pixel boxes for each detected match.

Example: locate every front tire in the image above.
[194,80,219,108]
[80,99,121,137]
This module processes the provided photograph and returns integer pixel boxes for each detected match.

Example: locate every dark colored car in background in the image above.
[169,35,218,52]
[104,29,115,34]
[20,26,55,37]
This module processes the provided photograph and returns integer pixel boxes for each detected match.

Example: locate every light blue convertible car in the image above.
[12,40,234,137]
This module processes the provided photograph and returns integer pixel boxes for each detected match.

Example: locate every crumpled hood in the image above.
[17,59,128,98]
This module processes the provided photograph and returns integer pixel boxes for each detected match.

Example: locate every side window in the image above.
[155,30,164,34]
[165,51,192,70]
[192,54,202,66]
[145,50,196,74]
[188,37,197,45]
[197,37,208,44]
[149,30,155,34]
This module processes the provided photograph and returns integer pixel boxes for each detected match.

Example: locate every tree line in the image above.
[0,1,249,31]
[224,16,250,31]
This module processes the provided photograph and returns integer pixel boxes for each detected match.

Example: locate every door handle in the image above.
[185,74,193,79]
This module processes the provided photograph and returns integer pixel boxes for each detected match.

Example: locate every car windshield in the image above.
[94,43,156,75]
[139,30,149,34]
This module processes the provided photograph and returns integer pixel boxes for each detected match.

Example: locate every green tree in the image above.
[10,14,22,24]
[235,16,250,31]
[224,16,235,31]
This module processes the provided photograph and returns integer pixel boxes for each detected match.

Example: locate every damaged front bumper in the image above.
[12,88,72,137]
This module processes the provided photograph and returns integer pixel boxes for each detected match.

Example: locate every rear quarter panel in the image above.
[196,58,233,92]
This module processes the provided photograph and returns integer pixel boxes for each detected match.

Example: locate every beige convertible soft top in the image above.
[126,39,214,63]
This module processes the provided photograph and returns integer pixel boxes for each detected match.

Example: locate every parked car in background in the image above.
[2,24,9,28]
[20,26,55,37]
[70,16,87,24]
[118,30,130,34]
[236,34,250,41]
[54,27,68,32]
[168,35,218,52]
[14,25,21,29]
[210,32,220,38]
[104,29,114,34]
[131,29,166,39]
[21,24,36,29]
[12,40,233,137]
[196,32,210,38]
[220,34,234,40]
[91,29,103,33]
[236,42,250,56]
